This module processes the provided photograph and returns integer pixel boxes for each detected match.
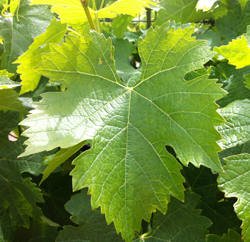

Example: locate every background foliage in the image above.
[0,0,250,241]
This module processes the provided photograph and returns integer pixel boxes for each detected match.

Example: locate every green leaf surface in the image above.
[215,2,250,44]
[0,0,53,73]
[215,26,250,69]
[155,0,213,26]
[14,18,67,94]
[218,153,250,242]
[56,188,123,242]
[182,164,241,235]
[217,99,250,149]
[20,23,225,241]
[141,189,212,242]
[0,89,27,114]
[206,229,243,242]
[215,62,250,108]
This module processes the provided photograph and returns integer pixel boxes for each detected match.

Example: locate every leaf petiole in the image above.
[80,0,97,31]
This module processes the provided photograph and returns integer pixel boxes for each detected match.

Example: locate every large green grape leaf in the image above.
[218,154,250,242]
[14,18,68,95]
[0,0,53,73]
[20,23,225,241]
[215,26,250,69]
[56,188,123,242]
[29,0,156,31]
[154,0,213,26]
[206,229,243,242]
[217,99,250,149]
[142,189,211,242]
[215,2,250,44]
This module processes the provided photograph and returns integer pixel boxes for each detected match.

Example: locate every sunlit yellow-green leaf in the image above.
[215,35,250,69]
[29,0,156,30]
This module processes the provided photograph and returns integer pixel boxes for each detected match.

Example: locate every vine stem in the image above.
[80,0,97,31]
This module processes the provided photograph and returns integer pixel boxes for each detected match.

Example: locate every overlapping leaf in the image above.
[20,23,225,241]
[218,154,250,242]
[215,26,250,69]
[142,189,211,241]
[14,18,68,94]
[29,0,156,31]
[0,0,53,73]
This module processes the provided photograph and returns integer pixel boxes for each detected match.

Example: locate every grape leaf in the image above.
[29,0,156,31]
[142,189,212,242]
[56,189,123,242]
[217,99,250,149]
[20,23,225,241]
[218,154,250,242]
[215,26,250,69]
[0,0,53,73]
[155,0,213,26]
[14,18,67,95]
[206,229,243,242]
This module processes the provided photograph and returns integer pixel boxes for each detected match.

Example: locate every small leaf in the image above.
[218,154,250,242]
